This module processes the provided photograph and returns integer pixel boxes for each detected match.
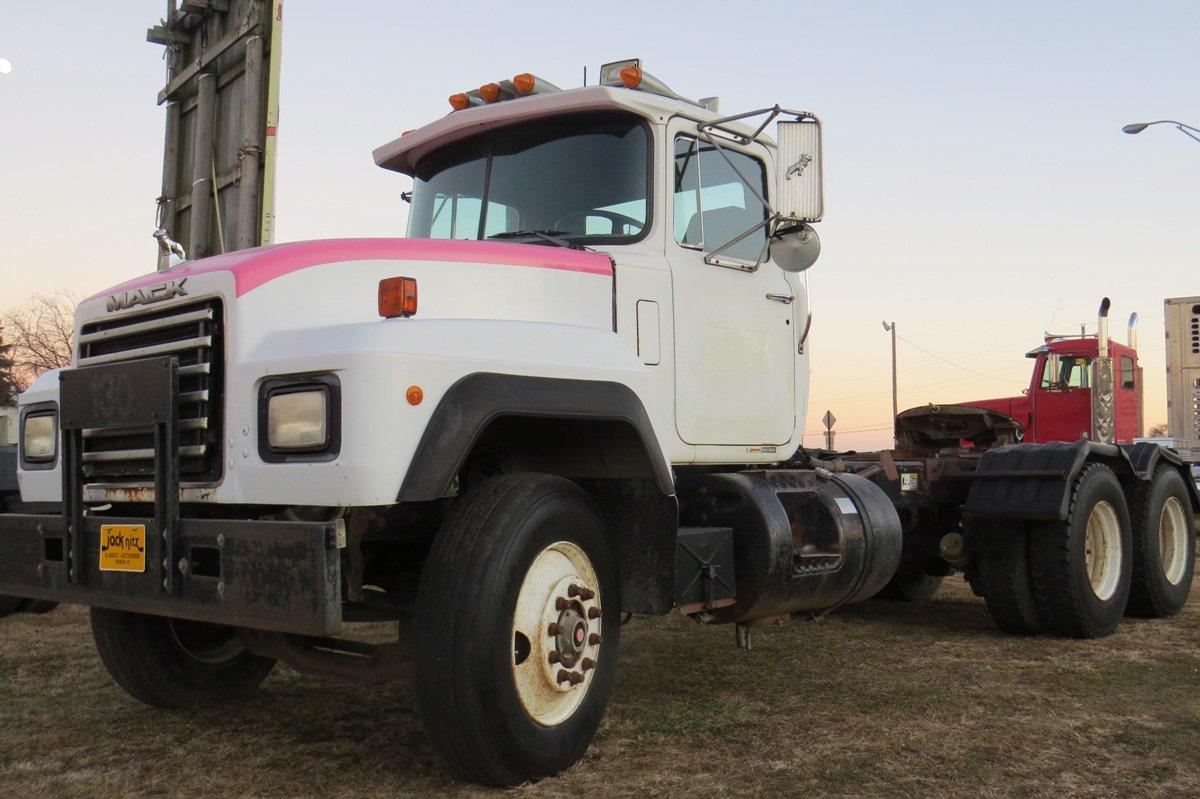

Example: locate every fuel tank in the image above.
[680,470,902,623]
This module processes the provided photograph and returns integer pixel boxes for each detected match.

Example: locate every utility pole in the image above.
[882,321,898,444]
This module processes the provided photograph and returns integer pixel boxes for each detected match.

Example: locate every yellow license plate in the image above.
[99,524,147,573]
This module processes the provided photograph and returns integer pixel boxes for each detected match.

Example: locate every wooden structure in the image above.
[148,0,283,266]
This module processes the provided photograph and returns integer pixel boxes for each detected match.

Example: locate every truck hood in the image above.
[87,238,613,303]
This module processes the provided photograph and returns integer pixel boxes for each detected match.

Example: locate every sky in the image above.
[1,1,1197,450]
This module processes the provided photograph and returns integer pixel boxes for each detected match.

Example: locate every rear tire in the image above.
[90,609,276,708]
[971,521,1045,635]
[1127,467,1195,618]
[414,474,620,787]
[877,569,943,602]
[1029,463,1132,638]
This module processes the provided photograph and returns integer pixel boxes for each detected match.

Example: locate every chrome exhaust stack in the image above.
[1127,312,1139,350]
[1097,297,1111,358]
[1092,297,1115,444]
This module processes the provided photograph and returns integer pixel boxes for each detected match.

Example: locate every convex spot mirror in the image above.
[772,223,820,273]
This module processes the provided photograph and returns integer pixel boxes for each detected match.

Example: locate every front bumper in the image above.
[0,512,342,636]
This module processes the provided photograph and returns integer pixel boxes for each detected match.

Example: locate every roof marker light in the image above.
[449,93,471,111]
[479,82,502,103]
[513,73,536,94]
[619,65,642,89]
[512,73,562,96]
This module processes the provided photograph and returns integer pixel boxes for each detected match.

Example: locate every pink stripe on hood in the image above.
[86,238,614,301]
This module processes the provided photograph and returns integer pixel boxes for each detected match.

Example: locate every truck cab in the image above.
[373,74,819,461]
[960,334,1143,444]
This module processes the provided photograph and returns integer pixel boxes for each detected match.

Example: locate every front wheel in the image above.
[91,609,276,708]
[414,474,620,787]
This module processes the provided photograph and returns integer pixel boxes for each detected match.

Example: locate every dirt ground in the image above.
[1,577,1198,799]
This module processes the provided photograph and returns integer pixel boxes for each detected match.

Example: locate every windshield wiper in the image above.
[487,229,577,248]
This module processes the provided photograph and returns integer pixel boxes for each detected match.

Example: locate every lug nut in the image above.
[568,584,596,601]
[555,597,571,611]
[588,633,602,646]
[547,622,563,636]
[570,671,585,685]
[548,651,561,664]
[581,657,596,672]
[556,669,572,684]
[587,606,601,620]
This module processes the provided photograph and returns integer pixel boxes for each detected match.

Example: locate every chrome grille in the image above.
[77,299,223,482]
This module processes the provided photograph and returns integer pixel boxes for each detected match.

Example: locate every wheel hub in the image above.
[553,605,589,668]
[1083,500,1122,601]
[511,541,603,726]
[1158,496,1188,586]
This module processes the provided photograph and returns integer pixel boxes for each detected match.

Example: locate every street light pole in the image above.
[882,321,898,444]
[1122,120,1200,144]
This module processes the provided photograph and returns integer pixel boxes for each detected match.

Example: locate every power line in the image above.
[896,333,1027,385]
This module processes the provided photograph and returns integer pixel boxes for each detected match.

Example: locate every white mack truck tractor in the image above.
[1,60,1196,787]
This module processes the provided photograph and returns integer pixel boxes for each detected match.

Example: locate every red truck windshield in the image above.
[407,113,650,246]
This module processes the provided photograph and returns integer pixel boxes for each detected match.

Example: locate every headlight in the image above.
[267,388,329,450]
[22,412,57,462]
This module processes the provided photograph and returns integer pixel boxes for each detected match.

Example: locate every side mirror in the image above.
[776,117,823,223]
[772,223,821,273]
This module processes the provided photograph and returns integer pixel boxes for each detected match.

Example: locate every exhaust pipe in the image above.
[1097,297,1111,358]
[1127,312,1139,350]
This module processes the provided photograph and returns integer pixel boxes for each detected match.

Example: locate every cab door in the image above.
[668,124,796,446]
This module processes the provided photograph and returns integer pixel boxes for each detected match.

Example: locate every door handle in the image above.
[765,293,794,304]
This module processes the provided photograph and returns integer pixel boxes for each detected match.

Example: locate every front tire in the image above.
[1127,467,1195,618]
[1029,463,1132,638]
[90,609,276,708]
[414,474,620,787]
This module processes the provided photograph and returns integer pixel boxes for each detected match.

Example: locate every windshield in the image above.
[407,113,649,245]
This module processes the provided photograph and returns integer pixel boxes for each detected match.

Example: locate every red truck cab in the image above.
[960,336,1143,444]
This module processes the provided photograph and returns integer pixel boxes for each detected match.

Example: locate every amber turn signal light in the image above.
[619,65,642,89]
[449,93,470,111]
[379,276,418,318]
[406,385,424,406]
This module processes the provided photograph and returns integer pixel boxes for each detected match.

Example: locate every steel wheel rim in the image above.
[1083,500,1122,601]
[1158,496,1188,586]
[511,541,602,727]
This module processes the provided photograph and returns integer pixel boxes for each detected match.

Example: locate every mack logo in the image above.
[106,278,188,312]
[785,153,813,180]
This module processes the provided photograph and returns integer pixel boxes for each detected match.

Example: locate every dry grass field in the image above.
[2,577,1198,799]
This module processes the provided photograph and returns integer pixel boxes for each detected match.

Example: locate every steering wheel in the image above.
[553,209,644,236]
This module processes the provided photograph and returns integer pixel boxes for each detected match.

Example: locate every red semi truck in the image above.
[955,306,1143,445]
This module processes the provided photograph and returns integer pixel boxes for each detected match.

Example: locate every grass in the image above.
[2,578,1199,798]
